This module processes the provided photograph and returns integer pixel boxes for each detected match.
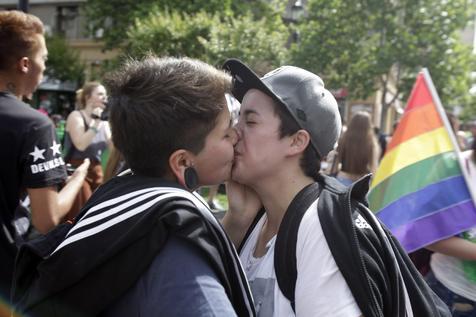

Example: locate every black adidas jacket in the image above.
[12,174,255,317]
[243,174,450,317]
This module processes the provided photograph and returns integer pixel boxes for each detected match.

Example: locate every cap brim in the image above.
[222,59,279,104]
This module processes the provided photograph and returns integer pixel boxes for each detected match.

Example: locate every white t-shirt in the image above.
[240,199,362,317]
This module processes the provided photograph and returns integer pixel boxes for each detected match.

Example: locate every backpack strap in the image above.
[272,174,366,313]
[63,111,89,162]
[274,182,321,312]
[78,110,89,131]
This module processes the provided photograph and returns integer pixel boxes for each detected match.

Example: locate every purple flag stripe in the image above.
[391,200,476,252]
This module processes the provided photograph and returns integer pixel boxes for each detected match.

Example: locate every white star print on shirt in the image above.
[29,146,46,162]
[50,140,62,156]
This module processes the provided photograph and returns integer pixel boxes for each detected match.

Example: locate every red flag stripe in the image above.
[405,73,434,111]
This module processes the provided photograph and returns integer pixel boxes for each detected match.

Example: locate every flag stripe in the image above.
[377,175,472,229]
[372,127,453,188]
[392,200,476,252]
[405,73,434,112]
[368,152,461,211]
[386,102,442,152]
[370,70,476,253]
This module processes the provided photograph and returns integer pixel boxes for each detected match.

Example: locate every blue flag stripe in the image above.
[377,175,472,229]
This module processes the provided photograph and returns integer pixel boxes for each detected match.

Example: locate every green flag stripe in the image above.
[368,152,460,212]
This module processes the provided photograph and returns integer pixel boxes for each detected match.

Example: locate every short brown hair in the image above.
[0,10,44,71]
[106,56,231,177]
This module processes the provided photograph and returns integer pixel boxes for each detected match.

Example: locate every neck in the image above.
[252,169,314,234]
[337,170,362,182]
[81,105,94,117]
[0,76,23,99]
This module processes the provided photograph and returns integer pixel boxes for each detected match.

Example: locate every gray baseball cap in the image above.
[222,58,341,158]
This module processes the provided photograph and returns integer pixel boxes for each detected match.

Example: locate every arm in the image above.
[222,180,261,248]
[66,111,102,151]
[27,159,90,234]
[426,236,476,261]
[104,121,113,150]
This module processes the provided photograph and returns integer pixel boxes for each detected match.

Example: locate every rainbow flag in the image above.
[368,69,476,252]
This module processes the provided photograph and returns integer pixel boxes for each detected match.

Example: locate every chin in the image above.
[231,169,246,184]
[204,172,230,186]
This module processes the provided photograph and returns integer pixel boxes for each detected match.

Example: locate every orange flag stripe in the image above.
[386,102,442,152]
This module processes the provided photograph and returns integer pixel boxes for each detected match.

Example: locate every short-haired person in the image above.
[0,10,88,299]
[12,57,255,317]
[222,59,450,317]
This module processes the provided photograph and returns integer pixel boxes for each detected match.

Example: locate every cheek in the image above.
[215,141,234,164]
[200,141,234,170]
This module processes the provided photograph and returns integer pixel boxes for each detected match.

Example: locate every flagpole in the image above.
[422,68,476,205]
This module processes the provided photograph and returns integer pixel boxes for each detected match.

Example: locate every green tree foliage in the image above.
[201,12,289,74]
[125,11,215,60]
[124,9,289,74]
[45,35,85,84]
[85,0,233,49]
[291,0,476,117]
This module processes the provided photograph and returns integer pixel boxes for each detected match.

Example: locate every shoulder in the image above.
[297,199,322,241]
[296,198,327,259]
[294,198,362,316]
[105,236,237,316]
[0,96,51,128]
[66,110,83,124]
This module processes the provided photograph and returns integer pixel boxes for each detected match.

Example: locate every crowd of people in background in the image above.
[2,9,476,317]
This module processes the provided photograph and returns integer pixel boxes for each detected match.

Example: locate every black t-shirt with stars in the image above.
[0,92,67,294]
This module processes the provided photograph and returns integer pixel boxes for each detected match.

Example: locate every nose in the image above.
[231,126,241,145]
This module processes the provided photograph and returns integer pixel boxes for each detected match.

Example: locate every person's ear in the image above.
[17,57,30,74]
[288,129,311,156]
[169,149,198,190]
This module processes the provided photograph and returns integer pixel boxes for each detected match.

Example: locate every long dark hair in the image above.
[337,111,380,175]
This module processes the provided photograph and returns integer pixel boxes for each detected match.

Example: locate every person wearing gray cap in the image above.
[221,59,451,317]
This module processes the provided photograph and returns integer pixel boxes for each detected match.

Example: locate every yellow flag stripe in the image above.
[371,127,453,188]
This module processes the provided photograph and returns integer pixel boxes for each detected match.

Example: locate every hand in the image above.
[91,107,104,121]
[226,179,261,223]
[222,180,262,247]
[67,158,90,182]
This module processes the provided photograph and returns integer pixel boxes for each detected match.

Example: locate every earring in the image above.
[184,167,199,190]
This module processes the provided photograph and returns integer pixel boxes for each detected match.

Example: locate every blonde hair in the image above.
[75,81,102,109]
